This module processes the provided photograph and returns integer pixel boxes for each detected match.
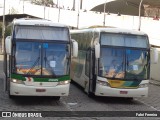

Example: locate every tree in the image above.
[0,22,11,38]
[5,25,11,37]
[31,0,55,7]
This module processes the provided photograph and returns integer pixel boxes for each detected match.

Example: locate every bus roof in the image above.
[71,27,147,36]
[13,18,68,28]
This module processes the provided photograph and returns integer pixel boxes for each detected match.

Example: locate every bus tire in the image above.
[54,96,60,100]
[8,86,16,99]
[84,81,95,97]
[9,94,15,99]
[88,92,95,98]
[87,86,95,98]
[126,97,133,101]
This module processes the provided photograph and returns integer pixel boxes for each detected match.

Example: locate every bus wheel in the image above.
[126,97,133,101]
[84,82,95,97]
[88,92,95,98]
[9,94,15,99]
[53,96,60,100]
[87,87,95,98]
[8,89,14,99]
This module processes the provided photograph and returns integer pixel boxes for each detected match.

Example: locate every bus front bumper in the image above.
[10,82,70,96]
[95,84,148,97]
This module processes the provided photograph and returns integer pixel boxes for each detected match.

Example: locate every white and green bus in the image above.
[4,18,78,99]
[70,27,158,98]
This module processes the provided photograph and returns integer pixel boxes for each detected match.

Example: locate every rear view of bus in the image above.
[71,27,158,99]
[5,19,78,99]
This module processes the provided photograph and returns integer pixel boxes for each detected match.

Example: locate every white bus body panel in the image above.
[13,19,68,27]
[95,77,149,97]
[10,82,70,96]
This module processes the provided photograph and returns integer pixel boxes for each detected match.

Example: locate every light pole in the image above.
[77,11,79,28]
[77,0,80,28]
[58,0,60,22]
[72,0,75,11]
[44,2,46,19]
[80,0,83,10]
[138,0,144,31]
[2,0,7,92]
[103,0,107,26]
[2,0,5,54]
[23,0,24,14]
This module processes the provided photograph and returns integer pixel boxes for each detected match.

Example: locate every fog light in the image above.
[11,79,24,84]
[12,79,17,83]
[57,80,70,85]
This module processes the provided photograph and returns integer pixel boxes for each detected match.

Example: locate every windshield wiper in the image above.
[27,57,40,75]
[27,46,41,75]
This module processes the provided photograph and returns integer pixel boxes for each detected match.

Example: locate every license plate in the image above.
[120,91,128,94]
[36,89,46,92]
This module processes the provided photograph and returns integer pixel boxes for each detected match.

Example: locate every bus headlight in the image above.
[97,80,110,87]
[57,80,70,85]
[11,79,25,84]
[139,83,148,88]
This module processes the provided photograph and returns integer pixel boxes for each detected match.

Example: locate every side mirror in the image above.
[5,36,11,55]
[152,48,158,64]
[71,39,78,57]
[95,43,100,59]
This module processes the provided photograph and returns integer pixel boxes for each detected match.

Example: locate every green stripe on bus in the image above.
[11,74,26,81]
[33,76,70,82]
[11,74,70,82]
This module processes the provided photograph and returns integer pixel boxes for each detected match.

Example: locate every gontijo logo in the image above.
[48,79,58,82]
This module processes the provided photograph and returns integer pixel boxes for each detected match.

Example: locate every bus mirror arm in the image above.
[5,36,11,55]
[71,39,78,57]
[95,43,100,59]
[152,48,158,64]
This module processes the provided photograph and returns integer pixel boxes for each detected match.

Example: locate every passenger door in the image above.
[84,49,95,93]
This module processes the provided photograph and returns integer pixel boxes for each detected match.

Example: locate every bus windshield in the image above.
[99,33,149,80]
[99,48,149,80]
[14,41,69,76]
[99,48,125,79]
